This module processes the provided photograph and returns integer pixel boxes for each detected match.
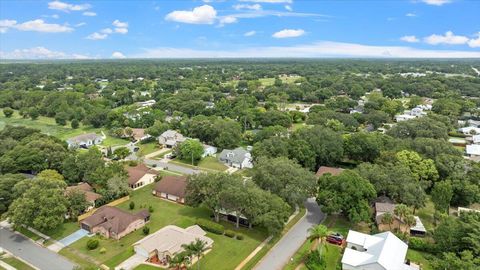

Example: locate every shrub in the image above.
[143,226,150,235]
[224,230,235,238]
[196,219,224,235]
[236,234,244,240]
[128,160,138,167]
[86,239,99,250]
[3,108,14,118]
[129,201,135,210]
[305,250,324,269]
[148,206,154,213]
[71,119,79,129]
[99,247,106,254]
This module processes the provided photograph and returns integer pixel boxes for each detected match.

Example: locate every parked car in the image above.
[326,233,343,245]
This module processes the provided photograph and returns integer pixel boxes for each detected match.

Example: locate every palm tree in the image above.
[307,224,329,255]
[169,251,189,270]
[181,238,208,270]
[404,214,416,231]
[381,212,394,231]
[394,204,409,231]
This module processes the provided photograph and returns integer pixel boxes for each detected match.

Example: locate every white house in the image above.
[126,164,159,190]
[218,147,253,169]
[466,144,480,158]
[395,114,416,122]
[66,133,103,149]
[472,135,480,144]
[202,144,217,157]
[136,99,156,108]
[342,230,419,270]
[459,126,480,135]
[158,130,185,148]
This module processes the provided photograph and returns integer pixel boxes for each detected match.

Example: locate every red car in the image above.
[326,233,343,245]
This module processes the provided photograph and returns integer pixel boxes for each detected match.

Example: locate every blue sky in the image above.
[0,0,479,59]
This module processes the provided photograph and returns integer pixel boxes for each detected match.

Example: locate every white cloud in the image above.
[86,32,107,40]
[0,19,17,33]
[112,20,128,28]
[239,0,292,3]
[424,31,469,45]
[285,5,293,11]
[10,19,73,33]
[244,30,257,37]
[115,27,128,34]
[233,4,262,10]
[72,53,90,59]
[112,51,126,59]
[133,41,480,58]
[421,0,451,6]
[165,5,217,24]
[272,29,305,38]
[48,1,90,12]
[406,13,416,17]
[0,46,92,59]
[75,22,86,27]
[100,28,113,34]
[400,35,419,43]
[219,16,238,26]
[83,11,96,16]
[468,33,480,48]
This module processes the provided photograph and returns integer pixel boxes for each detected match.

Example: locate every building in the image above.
[80,206,150,240]
[466,144,480,159]
[136,100,156,108]
[132,225,213,265]
[315,166,344,177]
[375,202,426,236]
[218,147,253,169]
[153,176,188,204]
[65,183,102,212]
[158,130,185,148]
[127,164,159,190]
[472,134,480,144]
[341,230,419,270]
[131,128,151,142]
[66,133,103,148]
[459,126,480,135]
[202,144,217,157]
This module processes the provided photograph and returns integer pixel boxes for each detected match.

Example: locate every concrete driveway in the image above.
[58,229,89,246]
[115,253,147,270]
[0,227,76,270]
[253,198,324,270]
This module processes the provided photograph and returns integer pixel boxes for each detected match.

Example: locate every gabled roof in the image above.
[315,166,344,177]
[67,133,102,144]
[81,206,149,235]
[218,147,250,164]
[65,182,102,203]
[126,164,159,185]
[342,230,409,270]
[154,175,188,198]
[160,129,182,138]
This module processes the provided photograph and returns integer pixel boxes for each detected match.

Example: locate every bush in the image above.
[143,226,150,235]
[99,247,106,254]
[86,239,99,250]
[196,219,224,235]
[148,205,154,213]
[224,230,236,238]
[305,250,324,270]
[128,160,138,167]
[129,201,135,210]
[3,108,14,118]
[140,137,156,144]
[71,119,79,129]
[236,234,244,240]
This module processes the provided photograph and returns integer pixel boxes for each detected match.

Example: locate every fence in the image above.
[77,195,130,222]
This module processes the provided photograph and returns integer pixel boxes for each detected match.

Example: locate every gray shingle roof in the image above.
[218,147,250,164]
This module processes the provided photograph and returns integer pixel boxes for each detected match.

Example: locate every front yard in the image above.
[172,156,228,172]
[60,183,268,270]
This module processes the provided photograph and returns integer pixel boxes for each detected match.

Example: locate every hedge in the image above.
[196,219,224,235]
[224,230,236,238]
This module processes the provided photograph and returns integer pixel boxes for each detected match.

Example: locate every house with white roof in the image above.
[472,134,480,144]
[342,230,419,270]
[158,130,186,148]
[459,126,480,135]
[66,133,103,149]
[466,144,480,159]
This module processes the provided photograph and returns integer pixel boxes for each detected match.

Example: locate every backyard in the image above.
[59,183,268,270]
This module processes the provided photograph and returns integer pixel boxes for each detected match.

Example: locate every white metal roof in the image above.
[466,144,480,156]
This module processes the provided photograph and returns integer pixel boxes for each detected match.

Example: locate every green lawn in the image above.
[152,149,172,160]
[283,242,341,270]
[172,156,228,172]
[42,221,79,240]
[134,265,160,270]
[416,197,436,231]
[407,250,433,270]
[0,256,35,270]
[64,184,268,270]
[137,142,160,157]
[15,227,42,241]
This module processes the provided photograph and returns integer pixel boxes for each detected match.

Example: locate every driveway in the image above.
[253,198,324,270]
[115,253,147,270]
[0,227,76,270]
[58,229,89,246]
[144,158,200,175]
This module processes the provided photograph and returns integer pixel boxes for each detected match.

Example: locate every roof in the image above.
[473,135,480,144]
[126,164,159,185]
[466,144,480,156]
[65,183,102,202]
[342,230,409,270]
[131,128,146,140]
[154,176,188,198]
[218,147,250,164]
[375,202,395,214]
[315,166,344,177]
[67,133,102,144]
[81,206,149,235]
[410,216,426,233]
[133,225,213,256]
[160,129,182,138]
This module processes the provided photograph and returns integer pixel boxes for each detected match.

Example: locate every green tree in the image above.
[66,190,89,219]
[396,150,439,187]
[308,224,328,255]
[181,239,208,270]
[71,119,79,129]
[431,181,453,216]
[394,204,410,231]
[113,147,131,160]
[28,107,39,120]
[55,112,68,126]
[0,174,26,214]
[177,139,204,165]
[3,108,14,118]
[381,212,394,230]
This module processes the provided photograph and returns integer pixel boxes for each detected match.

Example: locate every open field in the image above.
[61,183,268,270]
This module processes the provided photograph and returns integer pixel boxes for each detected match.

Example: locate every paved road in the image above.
[0,227,76,270]
[253,198,324,270]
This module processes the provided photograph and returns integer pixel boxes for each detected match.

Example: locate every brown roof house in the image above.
[315,166,344,177]
[127,164,159,190]
[80,206,150,240]
[131,128,151,142]
[65,183,102,212]
[153,176,188,204]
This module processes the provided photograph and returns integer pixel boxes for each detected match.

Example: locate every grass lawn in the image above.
[59,247,98,269]
[65,184,268,270]
[137,142,160,157]
[416,197,435,231]
[1,256,35,270]
[407,250,433,270]
[134,265,161,270]
[42,221,79,240]
[172,156,228,172]
[283,242,341,270]
[15,227,42,241]
[152,149,172,160]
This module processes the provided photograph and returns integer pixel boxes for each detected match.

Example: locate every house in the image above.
[80,206,150,240]
[375,202,426,236]
[158,130,185,148]
[202,144,217,157]
[66,133,103,148]
[458,207,480,216]
[341,230,419,270]
[315,166,344,177]
[152,176,188,204]
[218,147,253,169]
[395,113,416,122]
[459,126,480,135]
[126,164,159,190]
[131,128,151,142]
[132,225,213,265]
[65,183,102,212]
[472,135,480,144]
[410,216,427,237]
[136,99,156,108]
[466,144,480,158]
